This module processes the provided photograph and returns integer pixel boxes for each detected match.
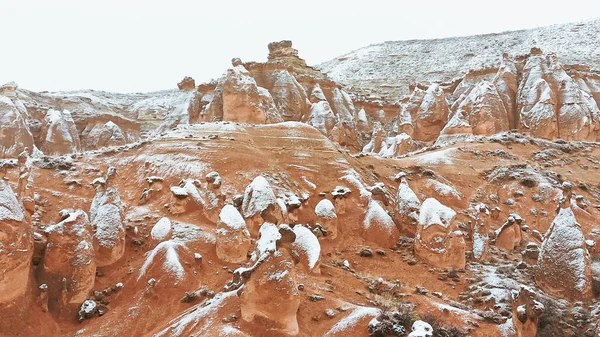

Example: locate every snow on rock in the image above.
[252,222,281,260]
[81,120,131,150]
[415,198,465,269]
[269,69,308,121]
[155,291,238,337]
[424,179,462,200]
[408,320,433,337]
[0,180,32,305]
[92,203,125,267]
[39,109,81,155]
[0,96,34,157]
[394,176,420,235]
[441,80,509,136]
[418,198,456,229]
[216,205,252,263]
[42,209,95,308]
[307,101,336,136]
[242,176,277,218]
[0,179,25,222]
[138,240,192,286]
[315,199,339,239]
[324,305,381,337]
[291,225,321,272]
[151,217,173,242]
[536,206,593,300]
[415,148,456,166]
[241,176,279,235]
[362,199,400,248]
[412,83,450,142]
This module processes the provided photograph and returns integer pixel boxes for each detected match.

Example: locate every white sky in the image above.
[2,0,599,93]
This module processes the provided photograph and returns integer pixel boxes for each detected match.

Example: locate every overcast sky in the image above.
[2,0,599,93]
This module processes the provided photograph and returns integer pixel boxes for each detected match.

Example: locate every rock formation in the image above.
[362,199,400,248]
[0,96,34,157]
[39,109,81,155]
[536,205,593,301]
[42,209,95,313]
[242,176,279,235]
[495,215,523,252]
[512,286,544,337]
[414,198,465,269]
[216,205,252,263]
[237,222,301,335]
[0,180,33,305]
[290,224,321,273]
[314,199,338,239]
[394,173,420,236]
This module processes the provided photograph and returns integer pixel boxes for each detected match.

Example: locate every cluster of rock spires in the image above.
[3,40,600,160]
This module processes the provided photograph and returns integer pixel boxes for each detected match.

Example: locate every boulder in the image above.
[0,180,33,305]
[536,206,593,300]
[495,216,523,252]
[151,217,173,242]
[216,205,252,263]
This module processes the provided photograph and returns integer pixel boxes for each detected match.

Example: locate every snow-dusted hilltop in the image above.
[318,19,600,101]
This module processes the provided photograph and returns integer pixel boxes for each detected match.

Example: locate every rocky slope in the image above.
[2,22,600,337]
[318,19,600,101]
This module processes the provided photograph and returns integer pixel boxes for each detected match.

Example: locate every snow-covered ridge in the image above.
[318,19,600,100]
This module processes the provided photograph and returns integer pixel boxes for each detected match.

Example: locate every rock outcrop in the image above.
[512,286,544,337]
[237,222,301,335]
[314,199,338,239]
[362,199,400,248]
[216,205,252,263]
[536,206,593,301]
[39,109,81,155]
[0,96,34,157]
[242,176,279,235]
[0,180,33,305]
[394,174,420,236]
[414,198,465,269]
[42,210,95,313]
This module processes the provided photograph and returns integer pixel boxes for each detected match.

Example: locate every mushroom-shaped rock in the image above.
[362,200,400,248]
[92,203,125,267]
[315,199,338,239]
[237,222,301,335]
[394,176,421,236]
[291,225,321,273]
[512,286,544,337]
[408,320,433,337]
[536,206,593,300]
[216,205,252,263]
[0,96,34,157]
[138,240,194,288]
[414,198,466,269]
[39,109,81,155]
[42,210,95,312]
[151,217,173,242]
[0,180,33,305]
[242,176,278,235]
